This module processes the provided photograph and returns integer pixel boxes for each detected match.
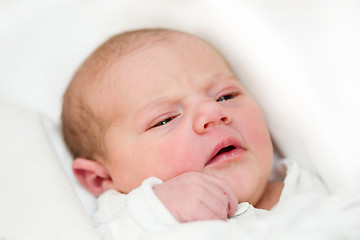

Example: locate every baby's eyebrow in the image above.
[133,96,176,120]
[206,72,238,87]
[133,72,238,119]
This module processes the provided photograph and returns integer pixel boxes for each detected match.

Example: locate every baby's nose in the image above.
[192,101,232,134]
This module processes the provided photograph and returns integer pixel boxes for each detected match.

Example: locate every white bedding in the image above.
[1,1,360,239]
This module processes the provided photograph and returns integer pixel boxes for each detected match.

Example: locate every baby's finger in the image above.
[200,189,230,220]
[201,174,238,218]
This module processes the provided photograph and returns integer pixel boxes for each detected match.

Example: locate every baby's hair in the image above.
[61,28,196,161]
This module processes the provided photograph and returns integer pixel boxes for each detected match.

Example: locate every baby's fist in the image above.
[153,172,237,222]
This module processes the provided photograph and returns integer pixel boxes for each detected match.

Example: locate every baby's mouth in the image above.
[214,145,236,157]
[206,145,238,166]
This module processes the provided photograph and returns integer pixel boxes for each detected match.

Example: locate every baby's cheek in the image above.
[242,114,272,152]
[158,150,203,181]
[177,152,202,172]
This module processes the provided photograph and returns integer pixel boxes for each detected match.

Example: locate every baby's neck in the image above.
[254,180,284,210]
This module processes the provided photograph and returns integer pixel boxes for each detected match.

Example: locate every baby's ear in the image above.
[72,158,114,196]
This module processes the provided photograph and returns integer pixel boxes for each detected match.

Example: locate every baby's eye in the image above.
[150,115,178,129]
[216,92,239,102]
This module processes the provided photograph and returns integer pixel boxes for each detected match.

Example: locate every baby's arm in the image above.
[93,177,178,239]
[93,173,237,239]
[153,172,238,222]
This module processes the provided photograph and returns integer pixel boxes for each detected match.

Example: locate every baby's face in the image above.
[98,37,273,204]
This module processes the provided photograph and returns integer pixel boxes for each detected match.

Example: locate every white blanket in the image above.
[1,1,360,239]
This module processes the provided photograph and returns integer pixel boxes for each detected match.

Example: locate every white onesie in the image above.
[92,159,329,240]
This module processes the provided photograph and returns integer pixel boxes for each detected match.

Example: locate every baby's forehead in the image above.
[87,31,191,78]
[84,30,229,97]
[99,34,210,75]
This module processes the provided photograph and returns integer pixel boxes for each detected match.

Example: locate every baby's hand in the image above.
[153,172,238,223]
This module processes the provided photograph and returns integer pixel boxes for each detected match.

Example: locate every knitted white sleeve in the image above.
[92,177,178,240]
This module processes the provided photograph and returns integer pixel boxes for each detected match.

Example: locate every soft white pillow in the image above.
[42,111,98,216]
[0,102,97,239]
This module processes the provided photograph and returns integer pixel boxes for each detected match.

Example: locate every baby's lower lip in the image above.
[205,147,246,167]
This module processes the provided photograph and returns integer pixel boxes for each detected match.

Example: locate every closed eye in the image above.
[216,92,240,102]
